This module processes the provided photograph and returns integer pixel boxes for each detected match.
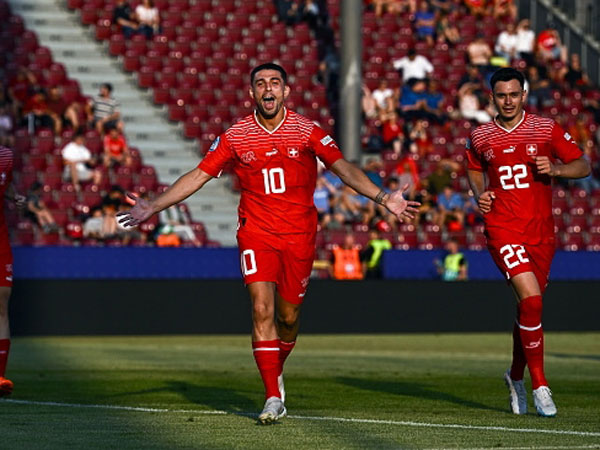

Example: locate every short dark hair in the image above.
[490,68,525,90]
[250,63,288,85]
[101,82,113,93]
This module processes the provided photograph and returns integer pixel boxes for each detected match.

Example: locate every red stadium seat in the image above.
[108,34,126,56]
[14,221,35,246]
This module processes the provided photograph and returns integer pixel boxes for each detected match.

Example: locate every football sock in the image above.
[517,295,547,389]
[510,321,527,381]
[0,339,10,378]
[252,340,281,399]
[279,340,296,373]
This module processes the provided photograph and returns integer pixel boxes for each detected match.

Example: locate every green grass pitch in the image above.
[1,333,599,449]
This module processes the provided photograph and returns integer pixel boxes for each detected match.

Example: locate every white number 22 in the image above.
[498,164,530,190]
[500,244,530,269]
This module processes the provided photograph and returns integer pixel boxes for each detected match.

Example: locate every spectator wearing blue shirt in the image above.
[414,1,436,47]
[400,80,441,123]
[314,175,336,228]
[436,185,466,229]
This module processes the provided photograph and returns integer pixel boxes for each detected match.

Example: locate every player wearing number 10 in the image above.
[118,63,419,424]
[466,68,590,417]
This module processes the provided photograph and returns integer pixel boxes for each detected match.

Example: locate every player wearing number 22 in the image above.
[118,63,419,424]
[466,68,590,417]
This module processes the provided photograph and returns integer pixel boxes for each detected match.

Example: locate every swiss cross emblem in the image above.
[288,147,299,158]
[526,144,538,156]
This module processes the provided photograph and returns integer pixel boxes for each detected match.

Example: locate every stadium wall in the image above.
[10,279,600,335]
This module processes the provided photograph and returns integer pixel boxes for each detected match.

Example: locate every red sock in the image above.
[510,321,527,381]
[0,339,10,378]
[518,295,547,389]
[252,340,281,399]
[279,340,296,373]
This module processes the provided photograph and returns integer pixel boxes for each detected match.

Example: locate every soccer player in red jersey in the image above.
[118,63,419,423]
[0,146,26,397]
[466,68,590,417]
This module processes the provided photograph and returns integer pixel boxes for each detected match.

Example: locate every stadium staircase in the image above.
[8,0,239,245]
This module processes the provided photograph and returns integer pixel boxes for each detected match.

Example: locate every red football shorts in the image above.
[237,229,316,304]
[0,245,13,288]
[487,239,555,293]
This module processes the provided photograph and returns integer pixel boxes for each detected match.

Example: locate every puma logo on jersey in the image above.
[266,149,278,156]
[503,145,516,153]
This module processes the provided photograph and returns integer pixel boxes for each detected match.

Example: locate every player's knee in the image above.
[277,310,298,330]
[252,301,274,323]
[518,295,543,327]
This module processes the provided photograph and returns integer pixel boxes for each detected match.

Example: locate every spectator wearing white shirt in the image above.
[516,19,535,64]
[392,48,434,82]
[372,79,395,114]
[495,22,519,62]
[135,0,160,39]
[62,132,102,191]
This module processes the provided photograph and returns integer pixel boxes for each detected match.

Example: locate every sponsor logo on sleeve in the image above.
[208,136,220,152]
[526,143,538,156]
[465,138,471,150]
[563,132,576,144]
[320,135,333,146]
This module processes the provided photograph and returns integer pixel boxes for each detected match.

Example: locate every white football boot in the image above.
[258,396,287,425]
[533,386,557,417]
[503,369,527,414]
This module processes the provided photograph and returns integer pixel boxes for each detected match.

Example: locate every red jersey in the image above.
[537,30,557,51]
[0,147,14,245]
[466,112,582,244]
[104,134,127,157]
[199,109,343,235]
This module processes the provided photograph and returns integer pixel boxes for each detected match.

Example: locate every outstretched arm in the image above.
[117,167,213,227]
[330,158,420,222]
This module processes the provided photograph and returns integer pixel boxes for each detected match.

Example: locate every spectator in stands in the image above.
[363,158,384,189]
[302,0,323,31]
[0,106,13,147]
[425,159,459,195]
[424,79,446,124]
[458,64,484,90]
[394,153,420,198]
[319,47,341,107]
[62,132,102,192]
[436,185,465,229]
[103,126,131,168]
[561,53,590,89]
[87,83,123,135]
[414,1,436,47]
[275,0,302,25]
[8,67,38,114]
[571,146,600,194]
[536,27,567,64]
[525,65,552,108]
[434,238,468,281]
[467,36,493,70]
[515,19,535,65]
[113,0,140,39]
[492,0,516,22]
[407,119,434,157]
[400,80,439,123]
[135,0,160,39]
[495,22,519,63]
[381,111,405,154]
[431,0,453,13]
[372,80,395,115]
[458,82,492,124]
[159,204,201,246]
[361,228,392,279]
[26,182,57,233]
[330,233,364,280]
[392,48,434,83]
[101,201,119,239]
[83,207,105,239]
[361,84,378,119]
[21,88,55,134]
[46,86,82,135]
[333,185,374,226]
[464,0,489,17]
[436,12,460,46]
[371,0,413,17]
[314,174,336,229]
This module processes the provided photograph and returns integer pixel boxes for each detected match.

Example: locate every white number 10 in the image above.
[261,167,286,194]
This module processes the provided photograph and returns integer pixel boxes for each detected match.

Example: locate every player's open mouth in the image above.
[263,96,276,109]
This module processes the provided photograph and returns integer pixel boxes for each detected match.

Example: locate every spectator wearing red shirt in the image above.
[536,28,567,63]
[21,88,55,134]
[381,111,405,154]
[103,127,131,168]
[46,86,84,134]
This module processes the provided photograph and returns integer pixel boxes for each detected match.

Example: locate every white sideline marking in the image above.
[438,447,600,450]
[2,398,600,438]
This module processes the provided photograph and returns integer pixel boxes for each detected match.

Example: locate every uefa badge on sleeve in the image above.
[526,144,538,157]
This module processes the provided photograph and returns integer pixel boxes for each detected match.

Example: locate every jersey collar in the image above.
[253,107,287,134]
[493,110,526,134]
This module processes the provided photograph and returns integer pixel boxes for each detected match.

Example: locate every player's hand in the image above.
[535,156,559,176]
[385,183,421,223]
[477,191,495,214]
[116,192,154,227]
[13,194,27,209]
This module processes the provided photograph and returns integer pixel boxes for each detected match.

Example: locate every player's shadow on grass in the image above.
[337,377,503,412]
[109,380,258,419]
